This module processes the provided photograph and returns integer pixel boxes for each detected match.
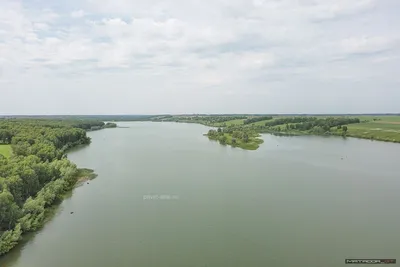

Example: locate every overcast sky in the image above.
[1,0,399,115]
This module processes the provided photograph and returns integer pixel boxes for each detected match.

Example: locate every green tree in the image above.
[0,223,22,255]
[218,135,227,145]
[0,189,22,230]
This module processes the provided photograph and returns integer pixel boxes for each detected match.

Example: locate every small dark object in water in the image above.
[70,212,74,214]
[87,182,89,184]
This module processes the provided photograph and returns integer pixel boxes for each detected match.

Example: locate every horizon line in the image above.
[1,113,400,117]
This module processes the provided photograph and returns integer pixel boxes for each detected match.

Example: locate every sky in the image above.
[0,0,399,115]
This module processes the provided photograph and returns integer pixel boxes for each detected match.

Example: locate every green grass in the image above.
[223,119,245,126]
[356,115,400,122]
[260,116,400,143]
[0,145,12,158]
[248,119,275,126]
[345,122,400,143]
[348,122,400,131]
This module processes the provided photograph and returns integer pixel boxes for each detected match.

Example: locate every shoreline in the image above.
[0,125,108,257]
[150,120,400,150]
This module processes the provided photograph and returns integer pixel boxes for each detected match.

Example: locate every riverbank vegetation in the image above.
[34,114,398,149]
[206,128,264,150]
[138,114,400,149]
[0,119,108,255]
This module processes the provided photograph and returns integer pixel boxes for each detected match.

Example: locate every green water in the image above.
[1,122,400,267]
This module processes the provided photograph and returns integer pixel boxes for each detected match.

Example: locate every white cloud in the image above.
[0,0,399,114]
[340,36,397,54]
[71,10,85,18]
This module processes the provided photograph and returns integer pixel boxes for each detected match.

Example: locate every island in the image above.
[205,128,264,150]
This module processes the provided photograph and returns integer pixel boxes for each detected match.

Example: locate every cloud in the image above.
[71,10,85,18]
[0,0,399,114]
[340,36,398,55]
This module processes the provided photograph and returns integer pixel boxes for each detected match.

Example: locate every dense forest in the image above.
[243,116,273,125]
[262,117,360,135]
[0,119,104,255]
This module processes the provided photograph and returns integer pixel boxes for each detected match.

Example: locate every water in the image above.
[1,122,400,267]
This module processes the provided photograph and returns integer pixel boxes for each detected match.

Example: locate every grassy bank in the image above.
[0,145,12,158]
[74,168,98,187]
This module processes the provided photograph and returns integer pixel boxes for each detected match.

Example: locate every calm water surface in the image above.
[1,122,400,267]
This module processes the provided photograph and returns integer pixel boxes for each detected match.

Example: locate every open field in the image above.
[356,115,400,122]
[222,119,244,126]
[0,144,12,158]
[348,122,400,131]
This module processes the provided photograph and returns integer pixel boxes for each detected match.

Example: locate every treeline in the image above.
[265,117,360,129]
[244,116,273,125]
[207,128,255,144]
[0,120,94,255]
[0,119,105,130]
[104,122,117,128]
[199,116,247,123]
[265,117,316,127]
[161,116,247,124]
[289,118,359,132]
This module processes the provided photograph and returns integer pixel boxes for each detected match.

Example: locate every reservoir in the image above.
[1,122,400,267]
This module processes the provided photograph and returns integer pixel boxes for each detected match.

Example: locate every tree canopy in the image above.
[0,119,95,255]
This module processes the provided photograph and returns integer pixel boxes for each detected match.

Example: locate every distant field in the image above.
[0,145,12,158]
[349,122,400,131]
[250,119,275,126]
[222,119,244,126]
[357,115,400,122]
[346,118,400,142]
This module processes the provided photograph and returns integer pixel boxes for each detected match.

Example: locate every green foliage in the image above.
[0,223,22,255]
[310,126,325,135]
[0,145,12,158]
[104,122,117,128]
[244,116,273,125]
[156,115,247,126]
[218,135,227,145]
[142,114,400,145]
[0,118,99,255]
[206,128,263,150]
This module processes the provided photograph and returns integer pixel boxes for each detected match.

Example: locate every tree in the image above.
[322,125,330,132]
[207,129,217,137]
[0,118,98,254]
[342,125,348,133]
[242,134,249,143]
[0,189,22,230]
[0,223,22,255]
[218,135,227,145]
